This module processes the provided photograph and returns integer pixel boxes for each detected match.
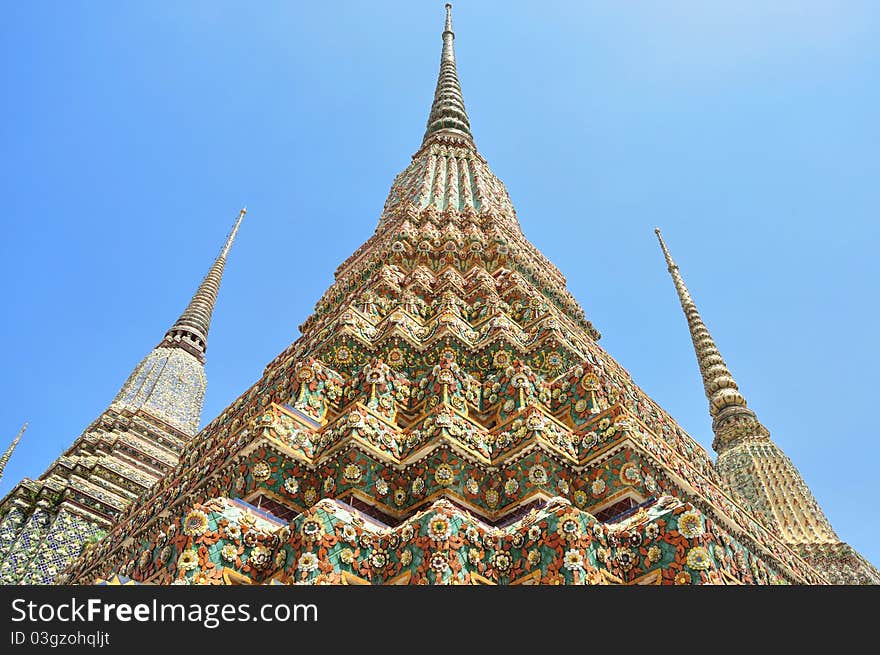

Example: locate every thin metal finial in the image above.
[0,421,28,483]
[220,207,247,259]
[654,227,677,271]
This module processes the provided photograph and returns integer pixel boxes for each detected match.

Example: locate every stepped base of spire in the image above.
[715,440,840,544]
[711,405,769,451]
[0,403,191,583]
[112,346,206,436]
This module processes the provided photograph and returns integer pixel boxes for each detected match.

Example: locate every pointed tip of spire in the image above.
[653,227,676,270]
[220,206,248,259]
[0,421,28,479]
[445,3,453,33]
[162,208,247,361]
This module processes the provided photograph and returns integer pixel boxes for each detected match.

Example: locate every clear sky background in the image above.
[1,1,878,569]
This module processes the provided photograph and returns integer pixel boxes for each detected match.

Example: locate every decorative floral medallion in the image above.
[493,551,512,573]
[686,546,712,571]
[557,514,581,542]
[620,462,641,485]
[411,477,426,496]
[303,487,317,506]
[343,464,362,483]
[341,524,358,544]
[182,509,209,537]
[298,552,319,573]
[393,488,407,507]
[528,465,548,486]
[252,461,271,482]
[220,544,237,562]
[434,464,454,487]
[563,549,584,571]
[492,350,511,368]
[678,510,705,539]
[375,477,389,497]
[387,348,404,367]
[301,518,324,542]
[369,551,388,569]
[616,548,635,571]
[177,549,198,572]
[249,545,271,570]
[528,525,542,542]
[427,517,453,541]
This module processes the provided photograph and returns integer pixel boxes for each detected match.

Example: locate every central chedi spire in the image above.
[64,5,866,586]
[0,209,246,584]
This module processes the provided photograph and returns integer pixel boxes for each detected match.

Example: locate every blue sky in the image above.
[1,1,878,568]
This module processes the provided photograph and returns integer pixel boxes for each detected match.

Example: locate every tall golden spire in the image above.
[654,228,768,451]
[0,422,27,484]
[162,208,247,362]
[422,4,473,144]
[652,228,873,578]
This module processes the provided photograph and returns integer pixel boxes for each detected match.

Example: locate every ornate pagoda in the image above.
[0,209,246,583]
[62,5,877,585]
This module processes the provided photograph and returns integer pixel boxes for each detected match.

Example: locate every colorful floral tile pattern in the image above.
[105,494,794,586]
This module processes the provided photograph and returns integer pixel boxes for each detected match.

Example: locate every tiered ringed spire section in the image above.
[162,208,247,362]
[654,228,767,450]
[422,4,473,144]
